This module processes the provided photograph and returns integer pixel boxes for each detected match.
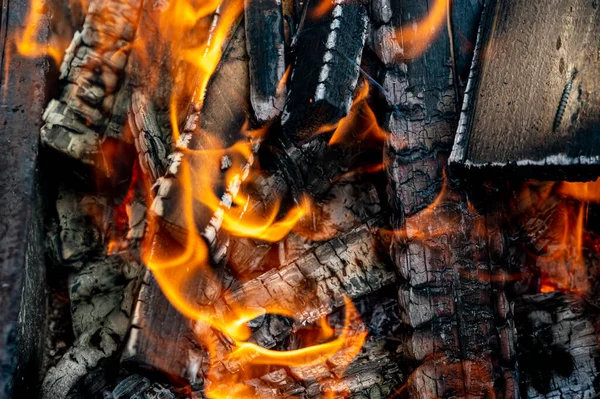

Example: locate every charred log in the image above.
[377,0,520,397]
[245,0,286,123]
[281,0,368,144]
[40,0,143,166]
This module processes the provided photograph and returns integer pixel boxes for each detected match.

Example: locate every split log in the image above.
[126,0,216,183]
[245,0,286,123]
[281,0,368,144]
[0,0,52,396]
[378,0,520,397]
[40,0,143,166]
[449,0,600,180]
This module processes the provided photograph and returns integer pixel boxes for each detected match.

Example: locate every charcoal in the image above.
[55,188,110,267]
[281,0,368,144]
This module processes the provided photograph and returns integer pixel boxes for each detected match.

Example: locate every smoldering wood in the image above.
[111,374,176,399]
[54,188,110,267]
[40,0,143,165]
[377,0,520,396]
[245,0,286,123]
[0,0,52,395]
[125,0,218,184]
[42,254,143,399]
[514,292,600,398]
[281,0,368,144]
[153,18,252,251]
[449,0,600,180]
[122,213,396,385]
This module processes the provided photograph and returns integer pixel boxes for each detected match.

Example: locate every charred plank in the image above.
[449,0,600,180]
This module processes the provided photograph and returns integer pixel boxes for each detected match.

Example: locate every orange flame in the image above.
[520,180,595,295]
[133,1,366,395]
[392,0,449,60]
[15,0,66,64]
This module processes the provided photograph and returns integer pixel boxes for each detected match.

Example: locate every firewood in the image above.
[111,374,176,399]
[40,0,143,165]
[152,18,251,251]
[122,212,396,384]
[281,0,368,144]
[245,0,286,123]
[449,0,600,180]
[0,0,53,395]
[377,0,520,396]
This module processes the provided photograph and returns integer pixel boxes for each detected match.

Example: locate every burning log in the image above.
[377,0,520,396]
[245,0,286,123]
[449,0,600,180]
[281,0,368,144]
[40,0,143,166]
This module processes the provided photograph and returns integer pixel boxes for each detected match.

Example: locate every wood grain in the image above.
[450,0,600,180]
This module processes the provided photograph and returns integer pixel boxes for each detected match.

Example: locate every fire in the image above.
[15,0,66,63]
[387,0,449,60]
[328,80,388,146]
[519,180,595,294]
[134,0,366,396]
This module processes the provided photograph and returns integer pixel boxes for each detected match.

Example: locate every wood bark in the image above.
[449,0,600,180]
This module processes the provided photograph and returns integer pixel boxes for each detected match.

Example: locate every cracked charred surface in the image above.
[514,293,600,399]
[374,1,521,397]
[40,0,143,166]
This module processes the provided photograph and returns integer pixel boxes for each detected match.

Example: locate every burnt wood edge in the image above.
[447,0,497,171]
[448,0,600,182]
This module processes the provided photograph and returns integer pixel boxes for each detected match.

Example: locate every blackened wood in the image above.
[245,0,286,123]
[514,293,600,398]
[281,0,368,144]
[40,0,143,165]
[449,0,600,180]
[378,1,519,397]
[0,0,51,396]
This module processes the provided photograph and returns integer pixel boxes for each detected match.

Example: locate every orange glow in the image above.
[557,178,600,203]
[395,0,449,59]
[381,172,462,242]
[310,0,341,20]
[15,0,65,63]
[521,181,593,295]
[325,80,388,146]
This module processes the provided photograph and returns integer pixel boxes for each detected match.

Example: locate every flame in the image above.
[557,177,600,203]
[131,1,366,395]
[392,0,449,60]
[15,0,66,63]
[519,181,594,294]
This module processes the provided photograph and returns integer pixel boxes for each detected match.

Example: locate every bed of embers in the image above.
[2,0,600,398]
